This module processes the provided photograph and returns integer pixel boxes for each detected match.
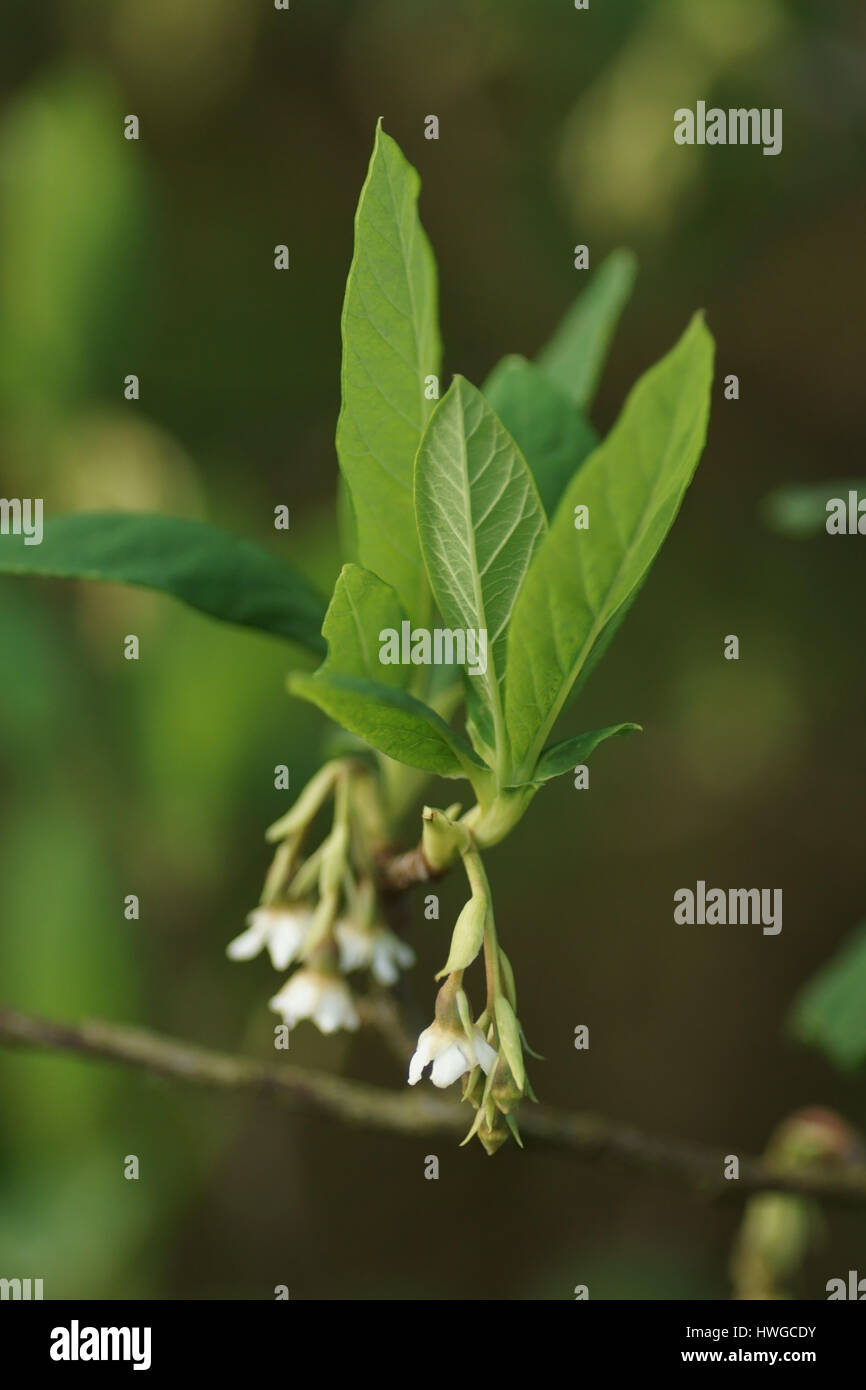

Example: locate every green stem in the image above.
[461,840,501,1006]
[461,784,535,849]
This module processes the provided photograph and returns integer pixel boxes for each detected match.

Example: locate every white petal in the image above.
[471,1028,498,1076]
[313,980,359,1034]
[407,1024,438,1085]
[268,970,318,1026]
[371,933,415,985]
[226,922,267,961]
[371,946,398,986]
[335,920,372,973]
[267,991,292,1024]
[314,985,346,1034]
[430,1042,471,1089]
[267,914,307,971]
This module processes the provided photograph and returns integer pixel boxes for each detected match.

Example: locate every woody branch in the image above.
[2,1005,866,1205]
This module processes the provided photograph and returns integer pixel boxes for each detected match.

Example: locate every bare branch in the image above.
[377,842,442,895]
[2,1005,866,1204]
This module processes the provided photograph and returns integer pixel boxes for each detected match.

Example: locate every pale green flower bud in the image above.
[435,895,487,980]
[421,806,469,871]
[490,1052,524,1116]
[493,995,525,1093]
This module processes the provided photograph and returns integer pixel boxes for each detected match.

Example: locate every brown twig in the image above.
[376,842,442,895]
[2,1005,866,1204]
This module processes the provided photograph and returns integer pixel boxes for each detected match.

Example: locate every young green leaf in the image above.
[508,722,642,788]
[789,923,866,1070]
[482,355,598,518]
[336,121,440,623]
[506,313,714,779]
[0,512,327,653]
[320,563,409,688]
[289,670,490,781]
[414,376,546,774]
[536,248,637,410]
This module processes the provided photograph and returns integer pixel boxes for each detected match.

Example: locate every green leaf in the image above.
[506,313,714,779]
[336,475,359,563]
[0,512,327,653]
[336,121,441,622]
[320,563,409,688]
[482,355,598,518]
[537,249,637,410]
[509,722,642,787]
[289,671,489,780]
[414,376,546,771]
[789,923,866,1070]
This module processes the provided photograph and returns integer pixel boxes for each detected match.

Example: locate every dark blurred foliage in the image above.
[0,0,865,1298]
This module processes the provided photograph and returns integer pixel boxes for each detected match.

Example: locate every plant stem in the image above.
[3,1005,866,1202]
[461,840,501,1004]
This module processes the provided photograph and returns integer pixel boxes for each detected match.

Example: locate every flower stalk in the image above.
[408,804,533,1153]
[226,758,414,1038]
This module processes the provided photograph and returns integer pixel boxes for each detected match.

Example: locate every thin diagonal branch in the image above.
[2,1005,866,1204]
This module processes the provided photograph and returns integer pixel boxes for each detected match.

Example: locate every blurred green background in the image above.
[1,0,865,1299]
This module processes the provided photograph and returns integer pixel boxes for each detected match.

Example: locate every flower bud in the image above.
[729,1108,860,1300]
[422,806,469,871]
[493,995,525,1093]
[435,895,487,979]
[498,946,518,1011]
[490,1053,523,1116]
[477,1108,511,1156]
[730,1194,811,1300]
[767,1107,861,1169]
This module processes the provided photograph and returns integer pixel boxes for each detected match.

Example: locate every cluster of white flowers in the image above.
[224,770,528,1152]
[226,902,415,1037]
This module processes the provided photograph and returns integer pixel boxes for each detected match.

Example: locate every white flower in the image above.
[334,918,415,985]
[268,968,360,1035]
[226,905,313,971]
[408,1020,497,1089]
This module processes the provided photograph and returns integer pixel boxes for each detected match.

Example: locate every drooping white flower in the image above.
[226,905,313,971]
[334,917,415,985]
[408,1020,497,1089]
[268,968,360,1035]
